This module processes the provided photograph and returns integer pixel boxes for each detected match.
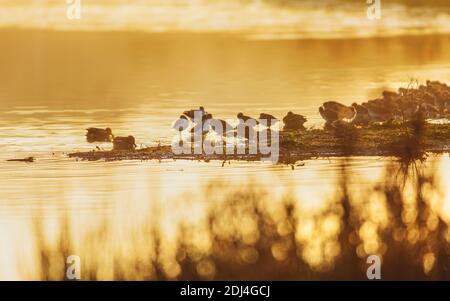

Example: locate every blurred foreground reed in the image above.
[28,154,450,280]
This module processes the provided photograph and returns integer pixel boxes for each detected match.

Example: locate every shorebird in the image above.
[421,91,438,106]
[282,112,307,131]
[237,112,257,123]
[319,101,356,125]
[236,113,258,141]
[419,103,440,119]
[113,136,137,151]
[436,91,450,112]
[172,115,190,141]
[395,99,420,121]
[183,106,207,121]
[382,90,400,100]
[351,103,371,125]
[190,113,213,137]
[425,81,450,111]
[445,100,450,113]
[86,127,113,143]
[319,106,338,124]
[259,113,277,128]
[205,118,235,137]
[172,115,190,131]
[362,100,394,122]
[382,91,401,111]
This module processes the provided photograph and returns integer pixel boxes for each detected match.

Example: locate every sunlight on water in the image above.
[0,0,450,38]
[0,3,450,279]
[0,156,449,279]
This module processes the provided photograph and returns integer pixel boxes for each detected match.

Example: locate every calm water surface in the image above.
[0,30,449,279]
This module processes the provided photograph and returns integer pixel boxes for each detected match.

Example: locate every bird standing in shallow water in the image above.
[86,127,113,143]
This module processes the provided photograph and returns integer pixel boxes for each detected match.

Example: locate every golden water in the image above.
[0,2,450,280]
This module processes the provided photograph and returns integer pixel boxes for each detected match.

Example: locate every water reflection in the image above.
[0,155,447,280]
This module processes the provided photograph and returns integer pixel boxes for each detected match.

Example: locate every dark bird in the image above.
[418,102,440,119]
[382,91,401,111]
[351,103,371,125]
[395,100,420,121]
[113,136,137,151]
[201,113,213,123]
[236,113,258,141]
[398,87,410,97]
[190,113,213,136]
[319,106,339,125]
[282,112,307,131]
[421,91,438,106]
[259,113,278,128]
[86,127,113,143]
[319,101,356,125]
[437,91,450,112]
[237,112,259,128]
[183,106,207,121]
[425,81,450,111]
[172,115,190,142]
[237,112,258,123]
[172,115,190,131]
[362,100,394,122]
[382,90,400,100]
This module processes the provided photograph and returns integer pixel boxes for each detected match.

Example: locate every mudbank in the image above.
[71,80,450,164]
[68,123,450,164]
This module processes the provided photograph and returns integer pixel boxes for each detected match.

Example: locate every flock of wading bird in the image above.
[85,80,450,151]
